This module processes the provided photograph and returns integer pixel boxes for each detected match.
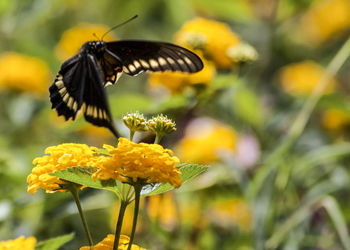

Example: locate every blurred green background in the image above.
[1,0,350,249]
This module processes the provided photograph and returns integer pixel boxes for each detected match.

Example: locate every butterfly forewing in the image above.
[104,40,203,77]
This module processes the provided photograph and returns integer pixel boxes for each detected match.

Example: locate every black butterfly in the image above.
[49,40,203,138]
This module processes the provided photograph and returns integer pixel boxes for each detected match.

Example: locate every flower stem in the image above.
[154,133,163,144]
[130,130,135,141]
[128,185,142,250]
[113,200,129,250]
[69,186,93,246]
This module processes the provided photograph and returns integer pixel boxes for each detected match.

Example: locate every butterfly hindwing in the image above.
[104,40,203,77]
[83,54,119,137]
[49,54,86,121]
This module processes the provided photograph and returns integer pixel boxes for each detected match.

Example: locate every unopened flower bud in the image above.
[227,43,258,64]
[122,112,148,133]
[181,33,207,50]
[147,114,176,136]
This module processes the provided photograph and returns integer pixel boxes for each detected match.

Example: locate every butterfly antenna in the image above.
[101,15,138,40]
[92,32,100,40]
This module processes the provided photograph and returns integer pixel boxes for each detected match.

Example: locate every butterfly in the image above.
[49,39,203,138]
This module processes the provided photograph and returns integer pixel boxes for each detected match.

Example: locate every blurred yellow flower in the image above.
[111,200,144,235]
[56,23,116,61]
[0,52,51,95]
[147,192,178,229]
[279,60,337,96]
[80,234,144,250]
[175,18,241,68]
[148,52,216,93]
[301,0,350,44]
[176,118,237,164]
[0,236,36,250]
[147,192,203,229]
[207,198,252,232]
[322,108,350,130]
[79,124,114,142]
[92,138,182,188]
[27,143,98,194]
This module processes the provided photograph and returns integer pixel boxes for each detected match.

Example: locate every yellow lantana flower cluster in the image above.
[301,0,350,44]
[80,234,144,250]
[0,236,36,250]
[92,138,182,188]
[149,17,257,94]
[174,17,241,68]
[55,23,116,61]
[0,52,51,96]
[176,118,237,164]
[279,60,337,96]
[27,143,98,194]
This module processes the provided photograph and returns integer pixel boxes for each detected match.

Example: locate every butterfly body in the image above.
[50,40,203,138]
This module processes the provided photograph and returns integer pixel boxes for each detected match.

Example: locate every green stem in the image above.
[130,130,135,141]
[154,133,163,144]
[128,185,142,250]
[113,201,129,250]
[69,186,93,246]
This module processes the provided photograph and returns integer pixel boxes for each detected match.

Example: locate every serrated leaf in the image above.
[142,164,208,196]
[35,233,74,250]
[51,167,122,197]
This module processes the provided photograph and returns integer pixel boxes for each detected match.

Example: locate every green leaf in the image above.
[321,196,350,250]
[51,167,122,197]
[35,233,74,250]
[142,163,208,196]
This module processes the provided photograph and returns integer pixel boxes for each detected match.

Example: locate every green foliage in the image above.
[35,233,74,250]
[51,163,207,198]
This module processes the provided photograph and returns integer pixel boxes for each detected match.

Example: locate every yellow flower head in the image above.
[0,52,51,95]
[148,51,216,93]
[322,108,350,131]
[56,23,116,61]
[176,118,237,164]
[279,60,337,96]
[0,236,36,250]
[27,143,98,194]
[174,18,241,68]
[92,138,182,188]
[301,0,350,44]
[80,234,145,250]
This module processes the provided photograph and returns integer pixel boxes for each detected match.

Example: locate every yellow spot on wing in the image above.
[158,57,167,66]
[149,59,159,68]
[140,60,149,68]
[129,64,136,72]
